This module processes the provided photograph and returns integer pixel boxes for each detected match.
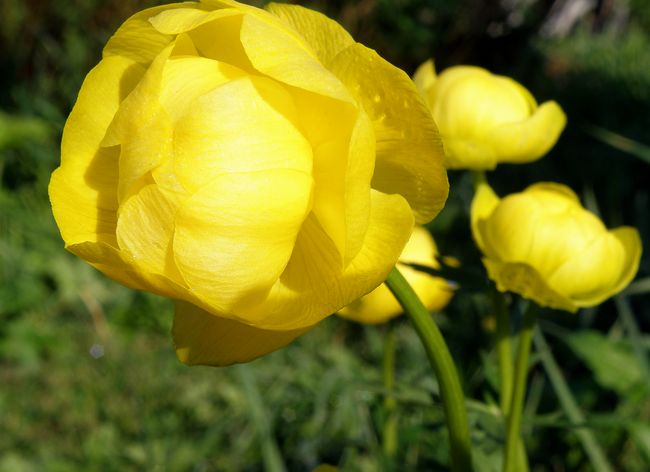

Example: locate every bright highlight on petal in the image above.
[471,181,642,312]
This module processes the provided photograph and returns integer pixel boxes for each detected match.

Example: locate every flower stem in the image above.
[382,321,398,460]
[503,303,536,472]
[493,292,513,413]
[385,267,473,472]
[533,327,614,472]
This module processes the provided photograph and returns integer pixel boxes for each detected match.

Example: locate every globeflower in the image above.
[413,60,566,170]
[471,181,641,312]
[338,226,454,324]
[48,0,448,365]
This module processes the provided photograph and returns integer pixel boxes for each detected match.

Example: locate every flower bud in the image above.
[48,0,448,365]
[338,227,454,324]
[471,182,641,311]
[414,60,566,170]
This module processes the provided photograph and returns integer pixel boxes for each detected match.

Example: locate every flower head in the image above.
[471,181,641,312]
[413,60,566,170]
[338,226,454,324]
[49,1,448,365]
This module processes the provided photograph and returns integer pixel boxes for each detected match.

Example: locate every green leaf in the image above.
[584,124,650,165]
[565,330,644,394]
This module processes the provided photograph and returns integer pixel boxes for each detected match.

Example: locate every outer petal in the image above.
[238,190,415,330]
[115,185,185,285]
[547,228,641,306]
[173,169,313,316]
[483,259,577,312]
[239,14,353,103]
[67,240,188,298]
[173,301,310,366]
[49,55,145,246]
[470,181,500,254]
[608,227,643,296]
[329,43,448,223]
[491,101,567,164]
[264,3,355,66]
[103,3,200,64]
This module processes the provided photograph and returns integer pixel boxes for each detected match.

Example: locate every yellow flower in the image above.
[48,1,448,365]
[413,60,567,170]
[338,226,454,324]
[471,181,641,312]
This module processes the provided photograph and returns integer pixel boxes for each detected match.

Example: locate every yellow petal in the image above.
[608,227,643,296]
[482,193,541,262]
[67,240,187,299]
[483,259,577,312]
[103,3,196,64]
[547,228,640,307]
[412,59,437,101]
[264,3,355,66]
[307,107,375,264]
[173,76,313,193]
[239,13,353,103]
[339,227,454,324]
[173,301,310,366]
[470,181,500,254]
[159,56,247,121]
[115,185,185,284]
[329,43,448,223]
[173,169,313,316]
[49,56,145,246]
[238,190,414,330]
[148,7,240,35]
[491,101,567,164]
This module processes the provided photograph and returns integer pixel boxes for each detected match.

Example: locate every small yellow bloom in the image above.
[471,182,641,312]
[413,60,567,170]
[338,227,454,324]
[48,1,448,365]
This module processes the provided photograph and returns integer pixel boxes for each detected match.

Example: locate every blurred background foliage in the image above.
[1,0,649,470]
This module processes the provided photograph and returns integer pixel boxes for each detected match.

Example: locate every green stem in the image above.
[236,365,286,472]
[494,294,530,472]
[533,327,614,472]
[385,267,472,472]
[382,321,398,460]
[493,292,514,413]
[503,303,536,472]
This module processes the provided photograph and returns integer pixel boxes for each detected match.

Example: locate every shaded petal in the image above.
[116,185,185,284]
[173,169,313,315]
[173,76,313,193]
[491,101,567,164]
[470,181,500,254]
[67,240,187,298]
[173,301,310,366]
[239,190,414,330]
[329,43,448,223]
[50,56,145,246]
[264,2,355,66]
[483,259,577,312]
